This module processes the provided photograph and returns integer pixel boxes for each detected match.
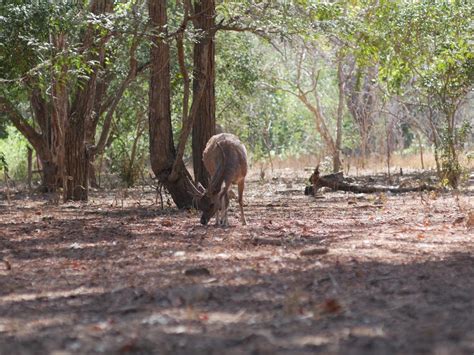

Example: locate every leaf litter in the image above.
[0,170,473,354]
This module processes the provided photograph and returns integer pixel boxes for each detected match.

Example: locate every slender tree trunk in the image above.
[417,134,424,169]
[27,147,33,190]
[192,0,216,186]
[433,145,441,175]
[360,131,368,168]
[148,0,194,208]
[86,72,107,189]
[334,57,344,173]
[385,116,391,181]
[125,118,145,187]
[298,93,338,170]
[50,32,68,195]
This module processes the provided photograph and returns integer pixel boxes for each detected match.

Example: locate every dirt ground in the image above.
[0,170,473,355]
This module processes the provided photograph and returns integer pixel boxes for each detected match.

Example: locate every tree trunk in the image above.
[417,134,424,169]
[89,163,99,188]
[85,70,107,189]
[27,147,33,190]
[192,0,216,187]
[40,158,60,193]
[63,0,113,201]
[334,57,344,173]
[385,116,392,181]
[64,113,89,201]
[0,95,61,192]
[148,0,195,209]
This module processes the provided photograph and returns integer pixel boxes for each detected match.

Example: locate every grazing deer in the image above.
[189,133,247,226]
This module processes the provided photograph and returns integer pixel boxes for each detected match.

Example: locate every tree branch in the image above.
[0,96,45,155]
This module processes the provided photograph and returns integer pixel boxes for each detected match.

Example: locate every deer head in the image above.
[188,142,227,225]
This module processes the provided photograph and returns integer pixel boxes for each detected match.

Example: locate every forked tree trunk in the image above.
[192,0,216,187]
[148,0,194,208]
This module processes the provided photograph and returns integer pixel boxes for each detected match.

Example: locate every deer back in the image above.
[203,133,247,195]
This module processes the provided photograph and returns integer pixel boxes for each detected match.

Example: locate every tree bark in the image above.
[192,0,216,187]
[27,147,33,190]
[334,57,344,173]
[64,114,89,200]
[148,0,195,209]
[63,0,113,201]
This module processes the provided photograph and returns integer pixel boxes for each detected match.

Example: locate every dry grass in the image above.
[254,151,473,178]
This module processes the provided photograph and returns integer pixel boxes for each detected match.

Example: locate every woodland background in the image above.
[0,0,472,197]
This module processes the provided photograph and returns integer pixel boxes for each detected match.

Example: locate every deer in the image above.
[189,133,247,226]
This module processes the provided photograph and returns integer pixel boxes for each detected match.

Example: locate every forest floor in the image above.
[0,169,473,355]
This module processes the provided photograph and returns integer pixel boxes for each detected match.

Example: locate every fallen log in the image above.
[304,166,438,195]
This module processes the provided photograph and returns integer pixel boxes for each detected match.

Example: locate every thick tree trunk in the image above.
[64,114,89,201]
[63,0,113,201]
[40,158,60,193]
[148,0,195,209]
[192,0,216,187]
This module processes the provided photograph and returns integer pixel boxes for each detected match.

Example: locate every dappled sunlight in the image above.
[0,286,105,305]
[0,315,74,337]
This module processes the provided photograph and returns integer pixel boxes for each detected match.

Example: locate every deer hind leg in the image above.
[237,181,246,225]
[214,208,220,226]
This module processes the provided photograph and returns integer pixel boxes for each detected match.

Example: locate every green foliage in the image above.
[1,0,472,187]
[0,126,29,180]
[332,1,472,183]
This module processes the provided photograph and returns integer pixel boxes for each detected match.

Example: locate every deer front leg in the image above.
[218,186,230,227]
[221,200,229,227]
